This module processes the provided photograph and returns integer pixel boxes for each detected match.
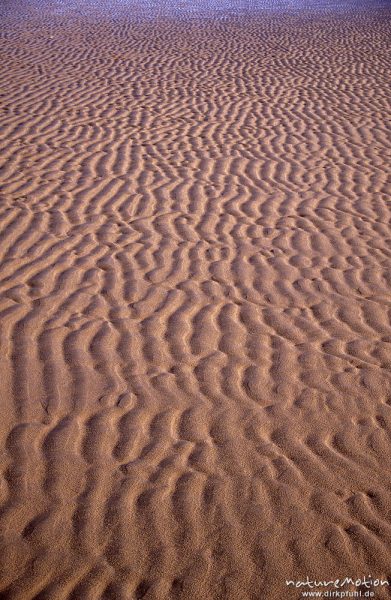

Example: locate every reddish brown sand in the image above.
[0,1,391,598]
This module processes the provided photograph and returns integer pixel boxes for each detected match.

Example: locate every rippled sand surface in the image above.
[0,0,390,598]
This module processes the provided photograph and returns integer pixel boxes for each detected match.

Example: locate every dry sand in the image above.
[0,0,390,598]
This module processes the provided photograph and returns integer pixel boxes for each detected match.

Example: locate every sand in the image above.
[0,0,390,598]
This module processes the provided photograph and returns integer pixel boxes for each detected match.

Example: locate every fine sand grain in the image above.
[0,1,390,598]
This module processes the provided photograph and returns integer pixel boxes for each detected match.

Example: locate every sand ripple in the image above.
[0,1,390,598]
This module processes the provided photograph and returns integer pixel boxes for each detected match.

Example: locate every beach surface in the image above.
[0,0,390,598]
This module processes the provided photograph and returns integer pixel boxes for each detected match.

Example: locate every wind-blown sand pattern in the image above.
[0,0,391,598]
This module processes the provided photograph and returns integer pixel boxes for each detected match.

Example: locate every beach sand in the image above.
[0,0,390,598]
